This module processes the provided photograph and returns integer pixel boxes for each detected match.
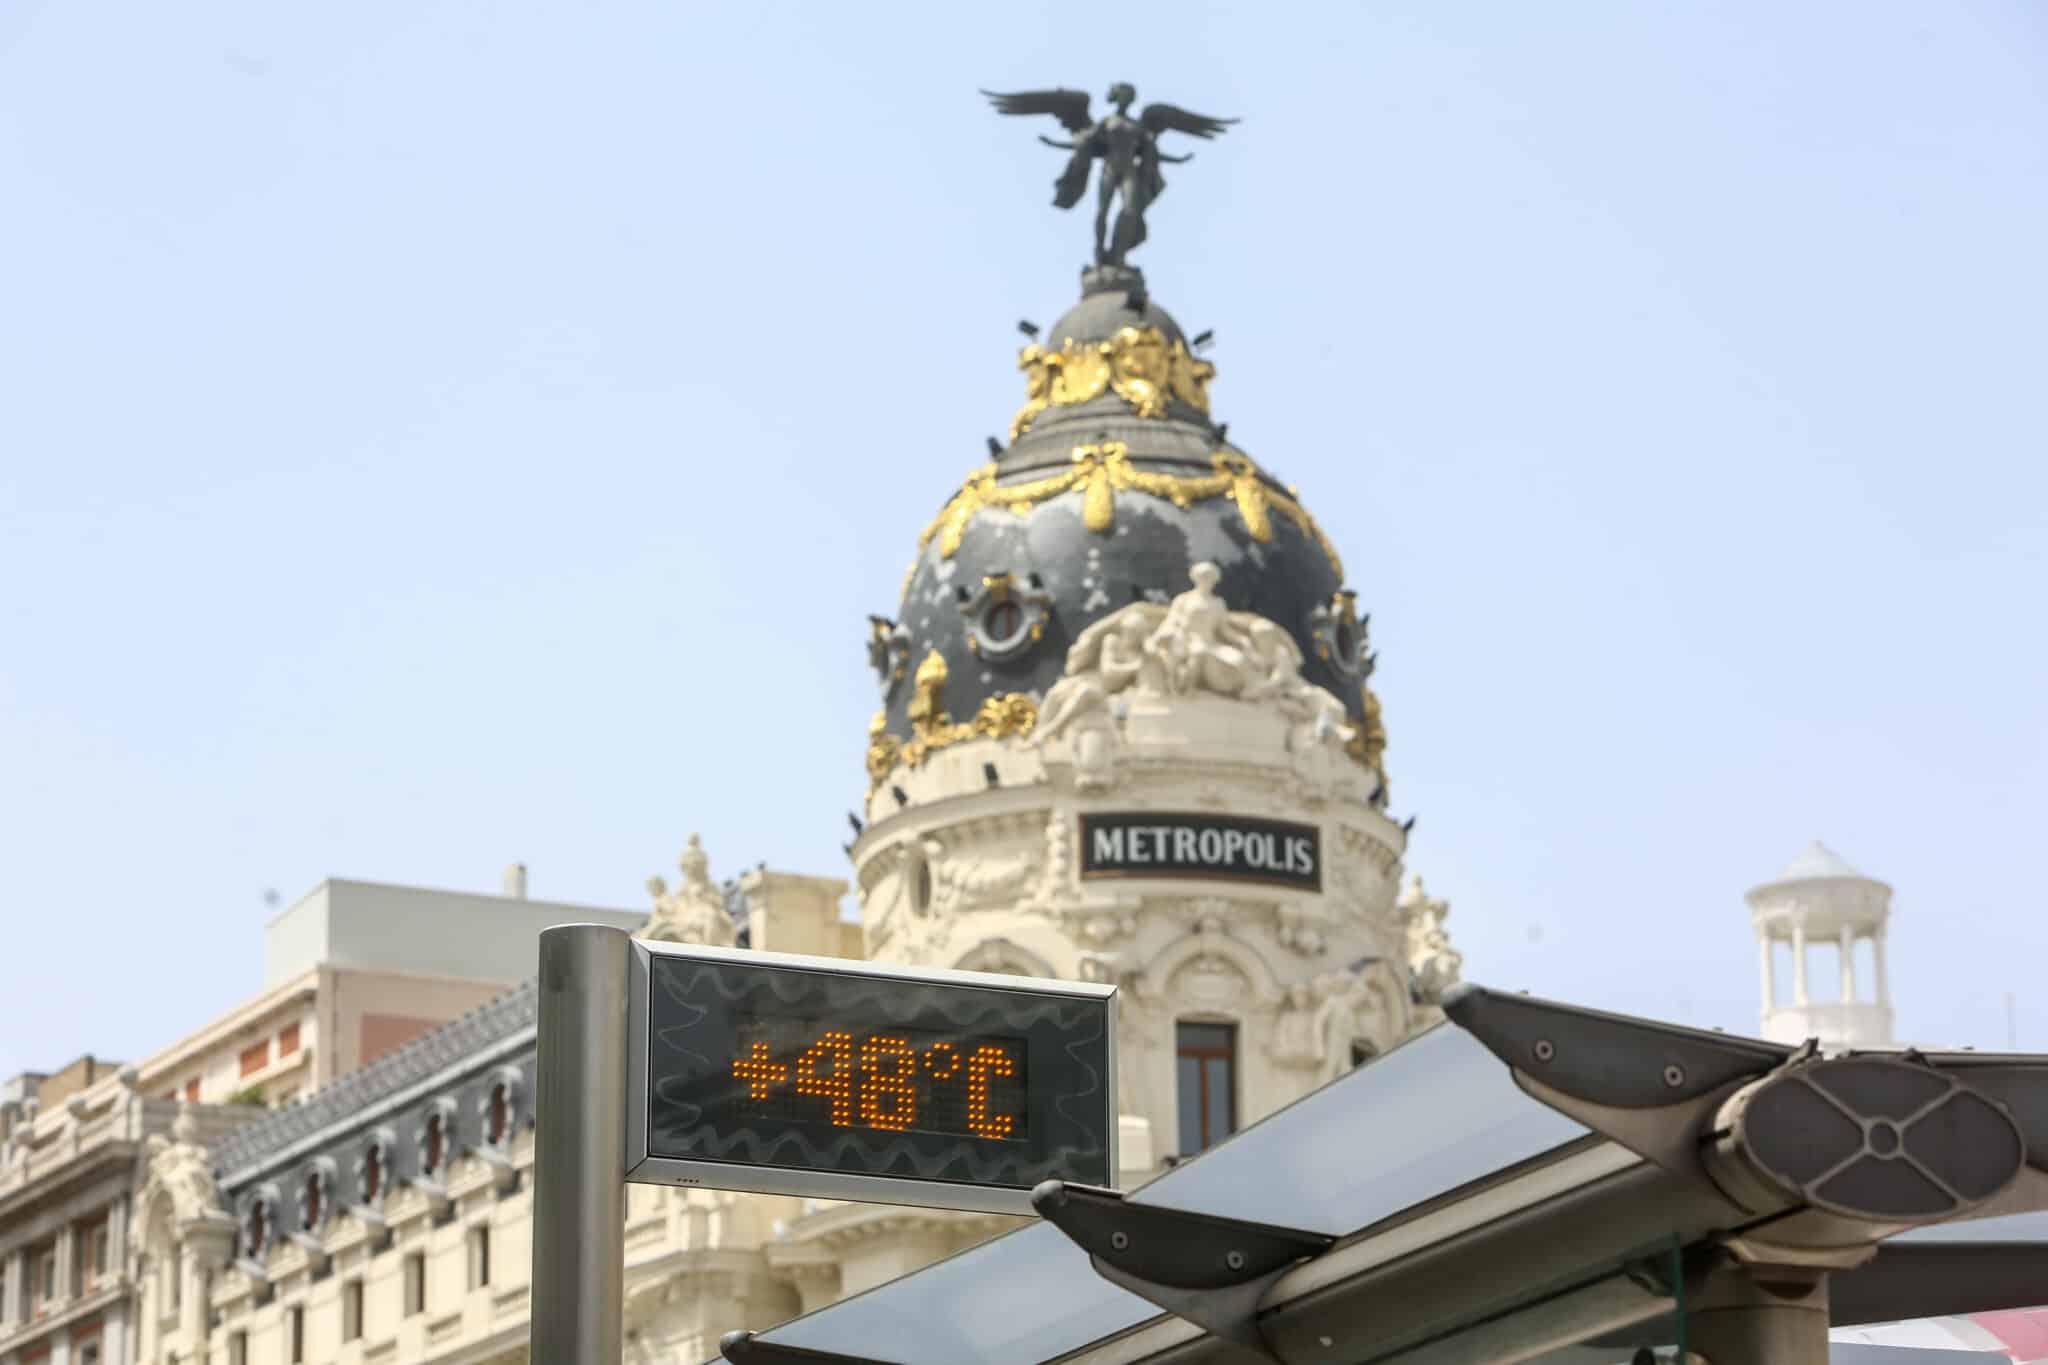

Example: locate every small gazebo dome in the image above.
[1748,841,1895,1050]
[1770,841,1874,886]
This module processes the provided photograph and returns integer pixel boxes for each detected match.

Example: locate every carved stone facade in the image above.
[853,563,1433,1174]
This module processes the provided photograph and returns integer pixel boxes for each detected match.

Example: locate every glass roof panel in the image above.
[750,1021,1593,1362]
[1132,1021,1588,1234]
[1894,1209,2048,1243]
[756,1220,1153,1364]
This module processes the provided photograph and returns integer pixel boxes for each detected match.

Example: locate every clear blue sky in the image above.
[3,2,2043,1081]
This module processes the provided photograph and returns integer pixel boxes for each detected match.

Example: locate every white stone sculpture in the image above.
[1271,981,1325,1069]
[1275,903,1328,957]
[1026,562,1358,784]
[641,834,737,947]
[1310,973,1368,1082]
[141,1106,222,1229]
[1398,875,1464,1004]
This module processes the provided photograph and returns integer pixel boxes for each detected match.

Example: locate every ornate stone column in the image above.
[1,1247,22,1323]
[54,1223,75,1303]
[1757,931,1775,1013]
[1790,920,1809,1005]
[177,1217,235,1351]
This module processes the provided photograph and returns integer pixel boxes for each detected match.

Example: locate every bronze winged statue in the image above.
[982,83,1237,268]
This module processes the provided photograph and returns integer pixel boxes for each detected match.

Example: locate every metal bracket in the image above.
[1031,1180,1334,1363]
[1443,984,1791,1111]
[720,1329,896,1364]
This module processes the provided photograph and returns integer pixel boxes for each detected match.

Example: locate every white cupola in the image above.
[1747,842,1894,1050]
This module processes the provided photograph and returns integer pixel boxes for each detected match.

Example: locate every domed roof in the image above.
[1772,842,1870,884]
[1042,265,1191,350]
[864,266,1381,786]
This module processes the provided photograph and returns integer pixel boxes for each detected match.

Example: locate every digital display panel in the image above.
[731,1014,1029,1142]
[627,942,1116,1213]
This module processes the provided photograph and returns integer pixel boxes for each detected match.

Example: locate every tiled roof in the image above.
[211,981,536,1179]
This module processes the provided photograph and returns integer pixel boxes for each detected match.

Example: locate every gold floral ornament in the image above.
[972,693,1038,739]
[1347,685,1390,803]
[1009,326,1215,441]
[912,443,1344,582]
[865,711,900,787]
[866,650,1040,790]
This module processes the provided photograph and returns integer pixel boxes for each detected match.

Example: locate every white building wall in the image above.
[264,881,646,990]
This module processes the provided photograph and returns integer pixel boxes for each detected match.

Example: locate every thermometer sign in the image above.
[625,941,1116,1214]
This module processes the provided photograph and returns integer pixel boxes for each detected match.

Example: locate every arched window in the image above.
[486,1084,508,1146]
[361,1143,383,1203]
[422,1113,445,1177]
[244,1200,268,1260]
[953,937,1054,979]
[301,1170,323,1231]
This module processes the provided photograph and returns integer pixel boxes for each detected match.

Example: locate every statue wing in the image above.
[981,87,1095,135]
[1052,148,1093,209]
[1140,102,1239,140]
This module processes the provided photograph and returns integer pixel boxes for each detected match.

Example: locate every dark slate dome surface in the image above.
[875,268,1367,745]
[1043,270,1190,350]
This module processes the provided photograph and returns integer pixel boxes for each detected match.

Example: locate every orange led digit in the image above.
[792,1029,856,1126]
[922,1041,960,1080]
[730,1040,788,1101]
[965,1043,1018,1140]
[731,1016,1028,1142]
[858,1035,918,1130]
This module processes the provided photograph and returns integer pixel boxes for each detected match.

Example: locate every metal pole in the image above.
[1683,1256,1830,1365]
[532,924,631,1365]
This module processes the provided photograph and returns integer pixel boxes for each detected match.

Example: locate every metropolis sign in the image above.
[1078,811,1322,892]
[624,940,1118,1215]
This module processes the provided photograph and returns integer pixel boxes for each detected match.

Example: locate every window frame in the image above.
[31,1239,58,1313]
[403,1250,426,1317]
[468,1222,491,1290]
[1175,1019,1240,1156]
[75,1212,110,1293]
[341,1276,364,1342]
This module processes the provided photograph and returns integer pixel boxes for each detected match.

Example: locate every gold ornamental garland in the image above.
[867,650,1040,791]
[908,443,1344,595]
[1010,326,1215,442]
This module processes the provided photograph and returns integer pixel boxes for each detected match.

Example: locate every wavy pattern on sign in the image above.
[645,957,1111,1189]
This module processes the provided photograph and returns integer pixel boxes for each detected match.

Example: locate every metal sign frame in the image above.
[624,937,1118,1215]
